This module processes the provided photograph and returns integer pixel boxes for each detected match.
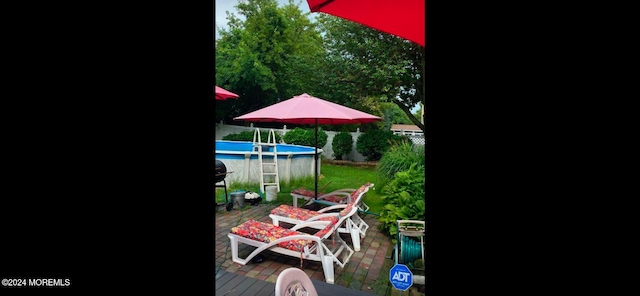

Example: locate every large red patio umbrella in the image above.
[306,0,425,47]
[306,0,426,130]
[234,93,381,198]
[215,85,239,101]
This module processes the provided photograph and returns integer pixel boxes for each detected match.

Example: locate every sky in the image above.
[215,0,310,40]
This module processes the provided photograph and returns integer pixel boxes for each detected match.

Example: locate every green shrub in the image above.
[378,163,425,243]
[221,130,282,143]
[331,132,354,160]
[283,127,327,149]
[378,141,425,180]
[355,129,405,161]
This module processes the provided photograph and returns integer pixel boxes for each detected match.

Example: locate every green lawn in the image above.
[215,163,386,214]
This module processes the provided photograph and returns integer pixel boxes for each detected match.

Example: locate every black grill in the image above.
[215,160,228,183]
[215,160,233,211]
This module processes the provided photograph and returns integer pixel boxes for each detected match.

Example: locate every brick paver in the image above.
[215,202,393,294]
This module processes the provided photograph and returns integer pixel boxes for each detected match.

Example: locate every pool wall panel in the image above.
[215,141,321,191]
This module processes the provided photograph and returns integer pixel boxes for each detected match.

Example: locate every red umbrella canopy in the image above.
[215,86,239,101]
[307,0,425,47]
[233,93,381,124]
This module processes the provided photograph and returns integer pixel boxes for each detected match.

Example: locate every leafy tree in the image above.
[379,102,412,130]
[215,0,325,123]
[315,15,425,131]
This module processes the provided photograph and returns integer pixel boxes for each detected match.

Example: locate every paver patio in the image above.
[215,202,393,294]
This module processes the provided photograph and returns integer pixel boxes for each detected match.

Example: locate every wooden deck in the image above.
[215,270,376,296]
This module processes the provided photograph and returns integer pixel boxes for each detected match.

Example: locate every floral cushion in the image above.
[291,188,324,197]
[350,183,369,201]
[291,188,345,203]
[272,202,355,223]
[339,202,356,217]
[284,183,371,218]
[313,220,338,239]
[231,219,312,252]
[230,219,338,252]
[339,183,370,216]
[271,205,337,222]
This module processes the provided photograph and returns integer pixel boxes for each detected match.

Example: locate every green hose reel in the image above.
[394,220,425,269]
[399,236,423,268]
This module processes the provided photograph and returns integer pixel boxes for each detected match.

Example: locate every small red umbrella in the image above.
[215,86,239,101]
[306,0,425,47]
[234,93,381,197]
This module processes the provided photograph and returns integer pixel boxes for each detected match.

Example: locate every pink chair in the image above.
[275,267,318,296]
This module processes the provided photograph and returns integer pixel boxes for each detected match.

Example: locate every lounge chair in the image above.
[290,184,371,212]
[291,182,370,211]
[227,203,358,284]
[270,183,373,252]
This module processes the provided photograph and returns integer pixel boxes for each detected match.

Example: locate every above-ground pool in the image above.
[215,140,321,190]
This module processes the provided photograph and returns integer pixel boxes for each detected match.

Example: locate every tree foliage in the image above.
[315,15,425,131]
[215,0,325,123]
[379,102,412,130]
[214,1,425,133]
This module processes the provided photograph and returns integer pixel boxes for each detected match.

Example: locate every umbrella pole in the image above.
[314,119,318,199]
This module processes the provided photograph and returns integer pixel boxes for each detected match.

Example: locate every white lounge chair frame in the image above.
[227,206,359,284]
[271,183,373,252]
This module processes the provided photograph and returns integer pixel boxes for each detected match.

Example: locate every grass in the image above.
[320,164,385,215]
[215,163,386,215]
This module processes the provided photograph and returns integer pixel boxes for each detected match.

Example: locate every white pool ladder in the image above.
[253,128,280,194]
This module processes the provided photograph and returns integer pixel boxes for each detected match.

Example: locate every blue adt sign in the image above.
[389,264,413,291]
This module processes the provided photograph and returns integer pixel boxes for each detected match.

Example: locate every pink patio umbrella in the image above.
[215,85,239,101]
[306,0,425,47]
[234,93,381,198]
